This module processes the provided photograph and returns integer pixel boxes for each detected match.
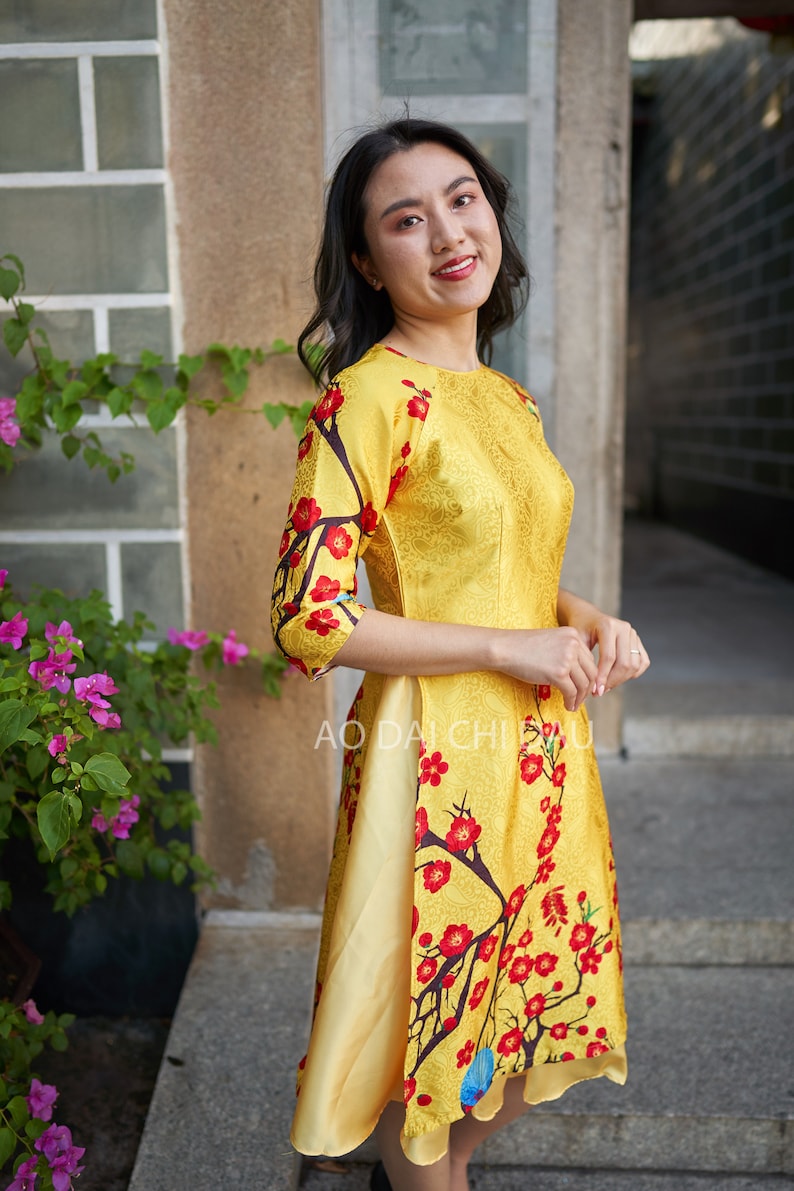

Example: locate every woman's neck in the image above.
[381,313,481,373]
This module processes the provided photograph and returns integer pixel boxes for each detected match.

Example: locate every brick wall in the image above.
[626,17,794,576]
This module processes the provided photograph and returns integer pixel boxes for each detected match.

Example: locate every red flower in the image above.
[420,750,449,787]
[306,608,339,637]
[478,935,498,962]
[412,906,419,937]
[536,858,556,883]
[547,804,562,827]
[417,1093,432,1106]
[518,929,534,948]
[313,385,344,422]
[542,722,555,738]
[505,885,526,916]
[401,441,411,458]
[445,815,481,853]
[562,1052,575,1062]
[404,1077,416,1104]
[416,956,437,985]
[325,525,353,558]
[457,1040,475,1068]
[550,1022,568,1041]
[407,394,429,420]
[537,824,560,858]
[534,952,558,977]
[423,860,451,892]
[587,995,597,1007]
[442,973,455,988]
[604,940,614,953]
[553,981,563,992]
[360,502,378,533]
[596,1027,607,1038]
[497,1027,523,1057]
[443,1017,457,1031]
[468,978,489,1010]
[289,551,301,568]
[577,891,587,904]
[569,923,596,952]
[537,684,551,700]
[498,944,516,969]
[520,754,544,784]
[541,887,569,931]
[586,1041,609,1058]
[552,763,566,787]
[439,923,473,957]
[508,955,533,984]
[577,1025,589,1035]
[415,806,429,847]
[524,993,546,1018]
[279,531,290,557]
[580,947,602,975]
[292,496,322,531]
[387,465,408,505]
[418,932,432,947]
[401,378,416,387]
[309,575,341,602]
[297,429,314,460]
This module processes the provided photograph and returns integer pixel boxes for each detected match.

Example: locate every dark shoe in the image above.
[370,1160,392,1191]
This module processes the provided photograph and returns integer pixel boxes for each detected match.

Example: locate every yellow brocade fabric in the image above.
[271,345,627,1163]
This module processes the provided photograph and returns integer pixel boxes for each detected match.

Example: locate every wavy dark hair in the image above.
[298,117,529,387]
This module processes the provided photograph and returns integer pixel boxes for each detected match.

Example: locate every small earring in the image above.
[370,278,379,288]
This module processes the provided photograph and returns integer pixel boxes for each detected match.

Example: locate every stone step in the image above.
[301,1163,793,1189]
[622,682,794,758]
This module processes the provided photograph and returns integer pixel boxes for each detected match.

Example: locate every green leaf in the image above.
[147,847,171,881]
[146,400,177,432]
[140,349,163,368]
[116,838,144,879]
[16,301,35,326]
[2,254,25,283]
[7,1094,29,1128]
[107,387,133,417]
[0,781,15,802]
[133,368,163,402]
[262,402,286,429]
[269,337,294,355]
[177,352,204,379]
[50,1030,68,1052]
[37,790,74,858]
[25,746,48,781]
[80,773,97,792]
[60,856,79,879]
[66,791,83,824]
[62,380,88,408]
[25,1116,47,1140]
[51,402,83,433]
[0,267,20,301]
[84,752,131,794]
[222,368,249,400]
[0,1127,16,1168]
[2,317,28,357]
[0,700,37,753]
[61,434,82,460]
[94,871,107,893]
[171,860,188,885]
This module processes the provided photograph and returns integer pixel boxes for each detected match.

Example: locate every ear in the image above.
[352,252,382,291]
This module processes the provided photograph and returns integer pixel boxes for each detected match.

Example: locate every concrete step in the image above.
[301,1163,794,1189]
[622,682,794,758]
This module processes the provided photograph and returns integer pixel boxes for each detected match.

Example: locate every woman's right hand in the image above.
[492,627,597,713]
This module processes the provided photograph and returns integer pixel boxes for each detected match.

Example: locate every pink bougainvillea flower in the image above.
[88,706,121,729]
[0,396,21,448]
[44,620,82,650]
[47,735,69,758]
[22,998,44,1025]
[0,569,7,589]
[221,629,249,666]
[167,628,209,650]
[73,671,119,704]
[5,1154,39,1191]
[28,650,77,694]
[26,1078,58,1122]
[93,795,139,839]
[0,611,28,649]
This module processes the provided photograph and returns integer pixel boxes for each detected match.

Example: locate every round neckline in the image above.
[372,342,484,376]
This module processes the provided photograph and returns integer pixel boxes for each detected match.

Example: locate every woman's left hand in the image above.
[557,589,650,696]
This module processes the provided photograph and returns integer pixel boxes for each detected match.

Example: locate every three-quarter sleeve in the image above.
[271,366,428,679]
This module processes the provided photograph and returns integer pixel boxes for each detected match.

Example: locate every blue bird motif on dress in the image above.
[460,1047,495,1111]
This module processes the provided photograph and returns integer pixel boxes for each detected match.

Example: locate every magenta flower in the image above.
[26,1078,58,1122]
[34,1126,85,1191]
[47,735,69,758]
[22,998,44,1025]
[73,671,119,704]
[44,621,81,649]
[5,1154,39,1191]
[92,794,139,839]
[0,569,7,590]
[90,810,109,833]
[28,650,77,694]
[221,629,249,666]
[0,611,28,649]
[0,397,20,448]
[88,706,121,729]
[167,627,209,650]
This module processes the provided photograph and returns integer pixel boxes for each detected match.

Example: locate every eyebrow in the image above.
[379,175,479,220]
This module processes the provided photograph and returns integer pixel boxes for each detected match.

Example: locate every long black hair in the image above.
[298,117,529,387]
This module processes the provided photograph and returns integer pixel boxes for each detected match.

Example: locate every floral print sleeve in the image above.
[271,364,430,679]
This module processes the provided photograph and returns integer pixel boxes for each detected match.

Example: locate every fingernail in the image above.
[598,684,605,697]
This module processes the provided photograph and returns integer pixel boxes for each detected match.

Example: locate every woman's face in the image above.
[354,141,502,330]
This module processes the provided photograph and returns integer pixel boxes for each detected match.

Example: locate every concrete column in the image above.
[163,0,336,908]
[555,0,634,752]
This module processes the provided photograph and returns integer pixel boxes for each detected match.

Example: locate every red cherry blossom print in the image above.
[442,973,455,988]
[418,932,433,948]
[292,496,322,531]
[536,858,556,883]
[552,763,566,787]
[547,804,563,827]
[297,429,314,460]
[540,796,550,813]
[412,906,419,937]
[524,993,546,1018]
[577,1025,589,1035]
[423,859,452,892]
[417,1094,432,1106]
[587,1041,609,1058]
[361,502,378,533]
[478,935,498,962]
[468,978,489,1010]
[505,885,526,916]
[497,1027,523,1057]
[279,531,290,557]
[587,996,597,1007]
[596,1027,607,1038]
[287,656,307,676]
[562,1052,575,1061]
[404,1078,416,1104]
[387,465,408,505]
[542,722,555,738]
[420,750,449,786]
[457,1040,475,1067]
[309,575,341,602]
[415,806,429,847]
[325,525,353,558]
[553,981,564,992]
[439,923,473,957]
[518,929,534,948]
[508,955,533,984]
[550,1022,568,1041]
[401,441,411,458]
[446,815,481,852]
[577,891,587,904]
[313,385,344,422]
[416,956,438,985]
[289,551,301,568]
[541,887,569,931]
[580,947,603,975]
[534,952,558,977]
[520,754,544,784]
[443,1017,457,1031]
[537,685,551,700]
[401,379,416,387]
[498,944,516,970]
[537,824,560,858]
[604,940,614,953]
[569,922,596,952]
[306,609,340,637]
[407,394,429,420]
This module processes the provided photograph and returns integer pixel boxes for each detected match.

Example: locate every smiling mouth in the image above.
[433,255,476,277]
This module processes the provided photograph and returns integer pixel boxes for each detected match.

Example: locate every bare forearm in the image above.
[333,607,505,676]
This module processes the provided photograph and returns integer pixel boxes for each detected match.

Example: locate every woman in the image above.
[271,118,649,1191]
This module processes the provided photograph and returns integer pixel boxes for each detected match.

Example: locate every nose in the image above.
[430,209,464,254]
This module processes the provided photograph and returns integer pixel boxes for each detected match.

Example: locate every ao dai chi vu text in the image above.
[313,715,595,752]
